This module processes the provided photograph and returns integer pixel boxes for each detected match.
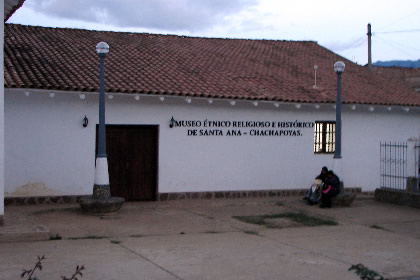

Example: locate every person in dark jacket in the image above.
[320,170,340,208]
[304,166,328,205]
[316,166,329,183]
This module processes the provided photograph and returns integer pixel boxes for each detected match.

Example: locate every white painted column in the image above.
[1,0,6,224]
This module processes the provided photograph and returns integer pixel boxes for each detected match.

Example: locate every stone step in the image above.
[0,224,50,243]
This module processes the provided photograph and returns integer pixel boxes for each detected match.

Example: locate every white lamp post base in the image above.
[79,157,124,213]
[92,157,111,199]
[94,157,109,185]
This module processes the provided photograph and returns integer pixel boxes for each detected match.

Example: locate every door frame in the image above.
[95,124,160,201]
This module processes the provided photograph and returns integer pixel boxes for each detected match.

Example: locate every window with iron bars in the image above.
[314,121,335,154]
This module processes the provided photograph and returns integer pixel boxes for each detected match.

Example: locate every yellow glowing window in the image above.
[314,121,335,154]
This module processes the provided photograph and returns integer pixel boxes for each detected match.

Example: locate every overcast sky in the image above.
[7,0,420,65]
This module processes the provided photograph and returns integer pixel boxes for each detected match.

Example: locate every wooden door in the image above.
[96,125,158,201]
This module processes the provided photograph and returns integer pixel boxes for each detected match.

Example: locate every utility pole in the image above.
[367,23,372,70]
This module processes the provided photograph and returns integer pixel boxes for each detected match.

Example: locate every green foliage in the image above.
[279,212,338,226]
[68,235,107,240]
[243,230,259,236]
[49,234,62,240]
[349,264,384,280]
[370,225,385,230]
[234,215,266,226]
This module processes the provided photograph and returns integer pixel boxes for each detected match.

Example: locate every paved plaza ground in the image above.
[1,196,420,280]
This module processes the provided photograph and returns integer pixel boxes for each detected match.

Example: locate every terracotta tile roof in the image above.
[4,0,26,22]
[371,66,420,91]
[4,24,420,106]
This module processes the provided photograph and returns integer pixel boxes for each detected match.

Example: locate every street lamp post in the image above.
[93,41,110,199]
[79,42,124,213]
[333,61,345,159]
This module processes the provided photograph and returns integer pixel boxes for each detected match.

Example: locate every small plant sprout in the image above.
[61,265,85,280]
[21,255,45,280]
[20,256,85,280]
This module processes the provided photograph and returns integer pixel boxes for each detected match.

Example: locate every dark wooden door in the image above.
[96,125,158,201]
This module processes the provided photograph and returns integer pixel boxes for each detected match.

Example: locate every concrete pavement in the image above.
[0,196,419,280]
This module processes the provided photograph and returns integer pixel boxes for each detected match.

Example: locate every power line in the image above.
[374,35,419,59]
[377,8,420,31]
[350,36,367,48]
[374,33,420,51]
[375,29,420,34]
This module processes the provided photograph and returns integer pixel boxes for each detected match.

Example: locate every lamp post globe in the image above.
[96,42,109,55]
[334,61,345,73]
[333,61,345,159]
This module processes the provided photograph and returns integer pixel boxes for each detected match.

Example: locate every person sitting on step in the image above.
[319,170,340,208]
[303,166,328,205]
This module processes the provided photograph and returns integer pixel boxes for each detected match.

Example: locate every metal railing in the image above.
[380,142,407,190]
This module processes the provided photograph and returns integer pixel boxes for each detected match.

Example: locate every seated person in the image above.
[320,170,340,208]
[305,179,323,205]
[304,166,328,205]
[315,166,329,183]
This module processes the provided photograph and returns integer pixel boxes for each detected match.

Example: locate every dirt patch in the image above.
[233,212,338,229]
[6,183,62,197]
[264,217,302,228]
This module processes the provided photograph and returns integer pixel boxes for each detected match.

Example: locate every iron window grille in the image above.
[314,121,336,154]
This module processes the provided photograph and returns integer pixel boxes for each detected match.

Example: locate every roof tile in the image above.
[4,24,420,106]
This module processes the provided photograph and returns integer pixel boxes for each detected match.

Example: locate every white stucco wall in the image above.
[4,89,420,197]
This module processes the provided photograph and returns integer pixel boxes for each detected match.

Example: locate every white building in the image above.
[1,0,27,225]
[3,24,420,203]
